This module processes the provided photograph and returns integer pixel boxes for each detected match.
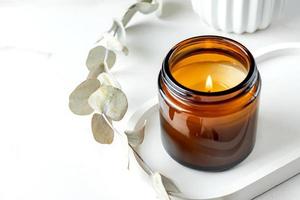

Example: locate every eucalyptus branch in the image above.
[68,1,185,200]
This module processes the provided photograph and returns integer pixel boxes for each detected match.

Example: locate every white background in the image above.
[0,0,300,199]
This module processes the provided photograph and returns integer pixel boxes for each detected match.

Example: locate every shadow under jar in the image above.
[158,36,261,171]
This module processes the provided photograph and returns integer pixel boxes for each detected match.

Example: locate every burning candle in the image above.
[158,36,261,171]
[171,49,248,92]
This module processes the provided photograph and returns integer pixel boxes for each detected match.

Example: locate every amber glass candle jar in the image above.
[158,36,261,171]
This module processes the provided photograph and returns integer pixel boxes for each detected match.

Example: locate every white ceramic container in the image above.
[127,43,300,200]
[191,0,285,34]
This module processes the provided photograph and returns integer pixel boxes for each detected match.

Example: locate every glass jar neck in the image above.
[160,36,259,104]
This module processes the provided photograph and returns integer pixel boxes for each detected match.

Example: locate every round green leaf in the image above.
[86,46,116,72]
[136,2,159,14]
[103,86,128,121]
[91,113,114,144]
[69,79,100,115]
[98,72,121,89]
[88,85,128,121]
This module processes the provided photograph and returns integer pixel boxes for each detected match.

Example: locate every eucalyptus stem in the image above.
[129,143,154,176]
[69,0,177,199]
[102,113,153,175]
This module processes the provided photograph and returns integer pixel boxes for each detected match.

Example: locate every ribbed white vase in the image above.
[191,0,285,34]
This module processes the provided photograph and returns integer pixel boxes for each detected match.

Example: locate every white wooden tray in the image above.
[127,43,300,200]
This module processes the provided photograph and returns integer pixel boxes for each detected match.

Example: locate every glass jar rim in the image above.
[161,35,257,99]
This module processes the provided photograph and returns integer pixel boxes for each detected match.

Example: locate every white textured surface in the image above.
[0,0,300,199]
[191,0,286,34]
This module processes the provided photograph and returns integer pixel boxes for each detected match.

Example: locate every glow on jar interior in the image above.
[171,52,248,92]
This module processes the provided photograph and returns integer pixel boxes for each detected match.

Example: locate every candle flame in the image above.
[205,75,213,92]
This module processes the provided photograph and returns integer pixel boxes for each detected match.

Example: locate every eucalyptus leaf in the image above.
[102,86,128,121]
[98,72,121,89]
[87,64,103,79]
[151,172,171,200]
[136,2,159,14]
[108,20,117,33]
[106,50,117,68]
[151,172,181,200]
[91,113,114,144]
[155,0,163,17]
[160,173,180,194]
[69,79,101,115]
[102,33,129,55]
[86,46,116,72]
[125,120,146,147]
[88,85,128,121]
[113,19,126,41]
[88,86,109,114]
[122,6,137,27]
[140,0,153,3]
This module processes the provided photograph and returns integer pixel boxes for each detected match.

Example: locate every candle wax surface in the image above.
[171,53,248,92]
